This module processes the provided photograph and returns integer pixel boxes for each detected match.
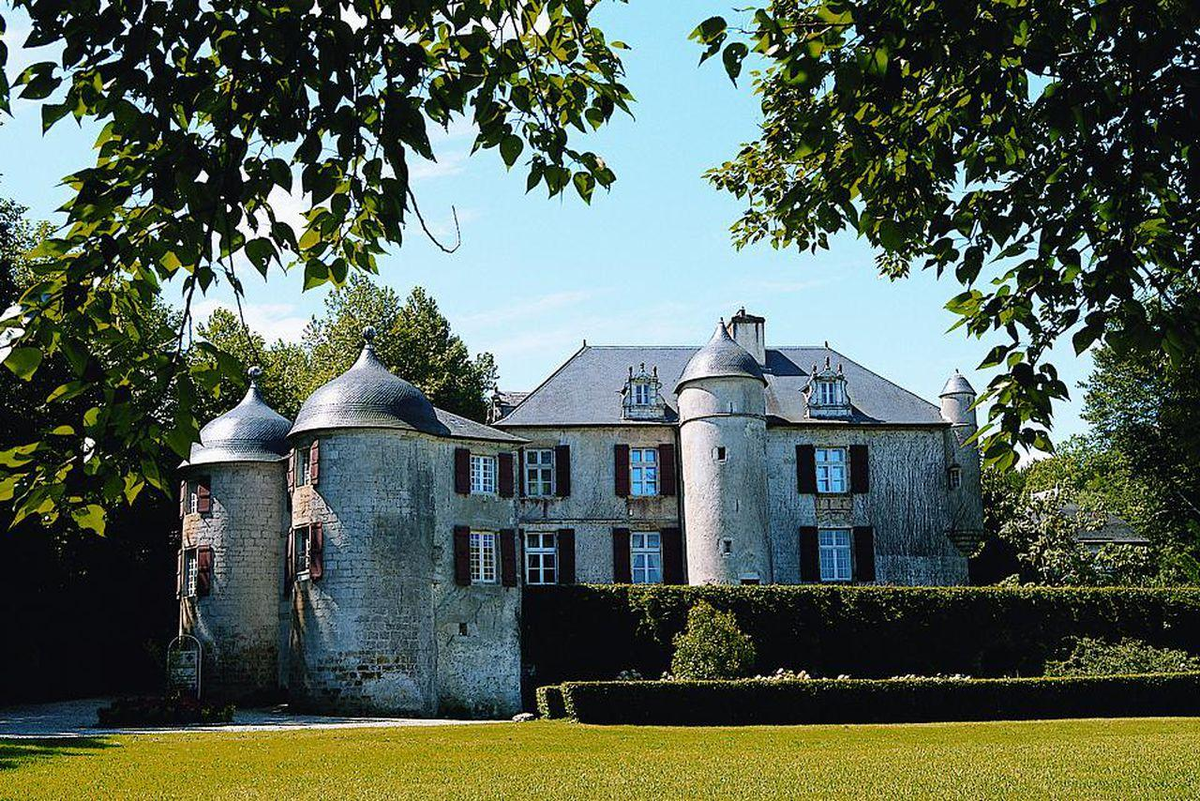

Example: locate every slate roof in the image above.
[675,323,767,392]
[496,345,946,427]
[187,375,292,466]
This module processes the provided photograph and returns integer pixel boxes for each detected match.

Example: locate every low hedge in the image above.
[536,685,567,720]
[96,694,235,727]
[551,673,1200,726]
[523,586,1200,694]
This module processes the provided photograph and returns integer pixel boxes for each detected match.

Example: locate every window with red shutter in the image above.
[798,526,820,582]
[453,448,471,494]
[196,545,214,596]
[611,527,632,583]
[614,444,630,497]
[796,445,817,494]
[659,443,677,497]
[309,522,324,580]
[662,527,684,584]
[196,477,212,514]
[557,529,576,584]
[498,452,515,498]
[500,528,517,586]
[309,439,320,486]
[554,444,571,497]
[453,525,472,585]
[853,526,876,582]
[850,444,870,494]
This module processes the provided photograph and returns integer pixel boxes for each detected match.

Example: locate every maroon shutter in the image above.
[498,452,515,498]
[518,448,526,497]
[557,528,576,584]
[853,526,876,582]
[554,444,571,497]
[287,450,295,491]
[453,525,472,585]
[662,527,684,584]
[614,444,630,497]
[284,529,295,594]
[309,522,325,581]
[309,439,320,486]
[196,545,214,596]
[796,444,817,494]
[799,526,820,582]
[612,527,632,583]
[850,444,869,494]
[196,477,212,514]
[454,448,471,494]
[500,528,518,587]
[176,549,184,598]
[659,443,677,497]
[179,480,187,518]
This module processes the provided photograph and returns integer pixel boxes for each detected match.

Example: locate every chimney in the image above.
[728,307,766,365]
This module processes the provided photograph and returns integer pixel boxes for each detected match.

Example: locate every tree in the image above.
[670,601,757,680]
[303,276,498,421]
[0,1,631,531]
[692,1,1200,468]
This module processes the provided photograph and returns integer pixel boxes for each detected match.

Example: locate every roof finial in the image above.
[362,325,376,345]
[247,365,263,385]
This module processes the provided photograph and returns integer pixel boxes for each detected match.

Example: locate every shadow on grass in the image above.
[0,737,116,772]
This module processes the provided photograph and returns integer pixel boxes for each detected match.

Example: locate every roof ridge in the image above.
[495,342,589,423]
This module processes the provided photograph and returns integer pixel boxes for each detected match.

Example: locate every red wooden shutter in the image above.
[853,526,876,582]
[284,529,295,594]
[176,549,184,598]
[554,444,571,497]
[286,450,295,491]
[500,528,518,587]
[454,448,471,494]
[850,444,869,494]
[799,526,821,582]
[614,444,630,497]
[196,545,214,596]
[796,445,817,494]
[196,477,212,514]
[498,452,515,498]
[612,527,632,583]
[309,522,325,581]
[309,439,320,486]
[662,527,684,584]
[518,448,526,497]
[557,528,576,584]
[179,480,187,518]
[659,443,677,497]
[453,525,472,585]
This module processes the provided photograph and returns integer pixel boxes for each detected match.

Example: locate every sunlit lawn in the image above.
[3,718,1199,799]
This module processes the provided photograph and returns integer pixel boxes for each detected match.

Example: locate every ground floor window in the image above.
[631,531,663,584]
[525,531,557,584]
[818,529,851,582]
[293,528,310,578]
[470,531,498,583]
[182,548,199,597]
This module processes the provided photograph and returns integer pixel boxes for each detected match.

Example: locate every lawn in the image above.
[2,718,1199,799]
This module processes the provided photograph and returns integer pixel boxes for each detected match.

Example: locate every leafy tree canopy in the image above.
[0,0,630,531]
[692,0,1200,469]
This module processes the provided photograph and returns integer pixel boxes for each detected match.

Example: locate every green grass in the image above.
[3,718,1199,799]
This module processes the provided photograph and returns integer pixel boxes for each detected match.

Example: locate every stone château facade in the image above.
[177,310,982,717]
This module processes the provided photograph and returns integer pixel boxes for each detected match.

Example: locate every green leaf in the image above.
[722,43,749,85]
[3,347,43,380]
[70,504,107,536]
[500,134,524,169]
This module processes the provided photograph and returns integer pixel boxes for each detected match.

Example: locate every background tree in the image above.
[0,0,630,531]
[692,0,1200,468]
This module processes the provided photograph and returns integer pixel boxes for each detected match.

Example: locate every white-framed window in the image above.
[948,466,962,490]
[630,382,653,406]
[524,449,554,497]
[630,448,658,496]
[470,531,498,583]
[188,485,199,515]
[818,529,852,582]
[293,528,310,578]
[470,455,497,494]
[814,379,843,406]
[815,447,848,494]
[182,548,199,597]
[631,531,663,584]
[525,531,558,585]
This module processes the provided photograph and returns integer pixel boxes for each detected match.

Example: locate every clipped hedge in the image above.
[552,673,1200,726]
[523,586,1200,693]
[536,685,567,720]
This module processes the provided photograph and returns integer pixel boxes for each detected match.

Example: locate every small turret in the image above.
[939,370,977,428]
[939,370,983,554]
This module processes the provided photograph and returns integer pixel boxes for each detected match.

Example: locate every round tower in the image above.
[180,367,291,702]
[676,321,772,584]
[940,370,984,551]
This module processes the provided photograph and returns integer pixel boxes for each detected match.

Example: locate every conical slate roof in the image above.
[675,321,767,393]
[289,327,442,438]
[940,370,976,397]
[188,369,292,465]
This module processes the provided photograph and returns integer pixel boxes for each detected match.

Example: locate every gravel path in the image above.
[0,698,496,739]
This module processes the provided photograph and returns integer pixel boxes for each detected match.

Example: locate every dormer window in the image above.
[623,363,666,420]
[806,356,852,418]
[814,379,843,406]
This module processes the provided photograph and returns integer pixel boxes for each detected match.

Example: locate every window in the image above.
[470,531,498,583]
[713,446,727,462]
[293,448,310,487]
[630,448,658,496]
[814,379,843,406]
[182,548,199,597]
[631,382,653,406]
[815,447,847,494]
[630,532,663,584]
[818,529,852,582]
[525,449,554,497]
[470,455,497,494]
[188,484,199,515]
[948,466,962,490]
[721,538,733,555]
[293,528,310,578]
[525,532,558,585]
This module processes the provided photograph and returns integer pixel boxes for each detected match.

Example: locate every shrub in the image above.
[536,685,566,720]
[1044,637,1200,677]
[670,601,756,680]
[96,693,235,727]
[557,673,1200,726]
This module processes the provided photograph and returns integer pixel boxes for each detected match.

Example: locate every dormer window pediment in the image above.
[806,357,852,418]
[623,363,667,420]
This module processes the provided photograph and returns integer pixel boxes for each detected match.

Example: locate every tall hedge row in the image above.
[551,674,1200,726]
[522,586,1200,690]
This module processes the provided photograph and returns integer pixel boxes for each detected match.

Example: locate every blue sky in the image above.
[0,3,1092,445]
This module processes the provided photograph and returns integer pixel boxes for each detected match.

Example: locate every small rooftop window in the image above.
[623,363,666,420]
[806,355,852,418]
